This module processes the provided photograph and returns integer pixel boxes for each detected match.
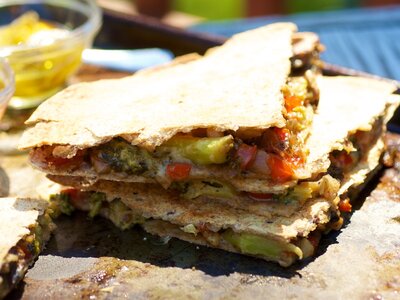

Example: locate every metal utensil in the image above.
[82,48,174,72]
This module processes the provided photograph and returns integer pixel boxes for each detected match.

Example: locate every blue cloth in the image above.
[191,6,400,81]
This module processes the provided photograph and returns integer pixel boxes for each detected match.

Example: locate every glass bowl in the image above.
[0,58,15,119]
[0,0,102,109]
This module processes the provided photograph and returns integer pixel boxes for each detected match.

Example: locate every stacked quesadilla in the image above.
[0,197,54,298]
[18,23,399,266]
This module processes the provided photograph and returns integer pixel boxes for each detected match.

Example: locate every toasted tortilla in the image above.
[48,128,384,222]
[338,138,384,195]
[0,197,51,298]
[48,174,318,219]
[296,76,399,180]
[49,178,334,242]
[30,76,400,194]
[19,23,296,151]
[140,218,238,252]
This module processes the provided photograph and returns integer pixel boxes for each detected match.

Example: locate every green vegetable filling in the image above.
[108,200,146,230]
[161,135,234,164]
[222,229,303,260]
[49,193,75,217]
[97,139,154,174]
[173,180,236,200]
[88,192,106,218]
[281,181,320,204]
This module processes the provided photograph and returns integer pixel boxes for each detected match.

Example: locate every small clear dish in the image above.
[0,0,102,110]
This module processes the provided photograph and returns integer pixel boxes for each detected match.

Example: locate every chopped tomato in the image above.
[248,192,274,201]
[285,95,303,113]
[266,154,294,182]
[261,127,290,155]
[342,153,353,165]
[273,127,289,142]
[61,188,79,200]
[60,188,83,207]
[307,233,320,249]
[337,152,353,166]
[50,149,85,167]
[31,146,84,170]
[236,144,257,170]
[331,151,354,167]
[338,199,352,212]
[166,163,192,181]
[46,155,76,167]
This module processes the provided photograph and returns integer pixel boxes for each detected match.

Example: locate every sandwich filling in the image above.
[30,110,381,203]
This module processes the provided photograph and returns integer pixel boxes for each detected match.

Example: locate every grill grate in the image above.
[191,5,400,80]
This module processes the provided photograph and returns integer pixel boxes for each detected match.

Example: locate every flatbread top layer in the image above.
[0,197,47,263]
[31,76,399,194]
[19,23,296,151]
[298,76,399,178]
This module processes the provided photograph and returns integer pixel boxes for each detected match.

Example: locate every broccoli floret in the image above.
[49,193,75,217]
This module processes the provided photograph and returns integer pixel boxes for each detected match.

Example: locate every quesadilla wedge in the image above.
[0,197,54,298]
[45,76,399,266]
[21,72,398,200]
[47,177,340,267]
[20,23,323,197]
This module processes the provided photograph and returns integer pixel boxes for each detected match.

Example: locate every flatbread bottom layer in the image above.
[47,178,342,267]
[51,179,337,241]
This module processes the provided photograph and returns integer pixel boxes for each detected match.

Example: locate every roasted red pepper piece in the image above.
[166,163,192,181]
[331,151,354,168]
[61,188,79,200]
[248,192,274,201]
[273,127,289,142]
[261,127,290,155]
[31,146,84,170]
[285,95,303,113]
[266,154,294,182]
[338,199,352,212]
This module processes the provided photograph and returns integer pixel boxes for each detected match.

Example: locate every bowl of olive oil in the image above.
[0,0,102,110]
